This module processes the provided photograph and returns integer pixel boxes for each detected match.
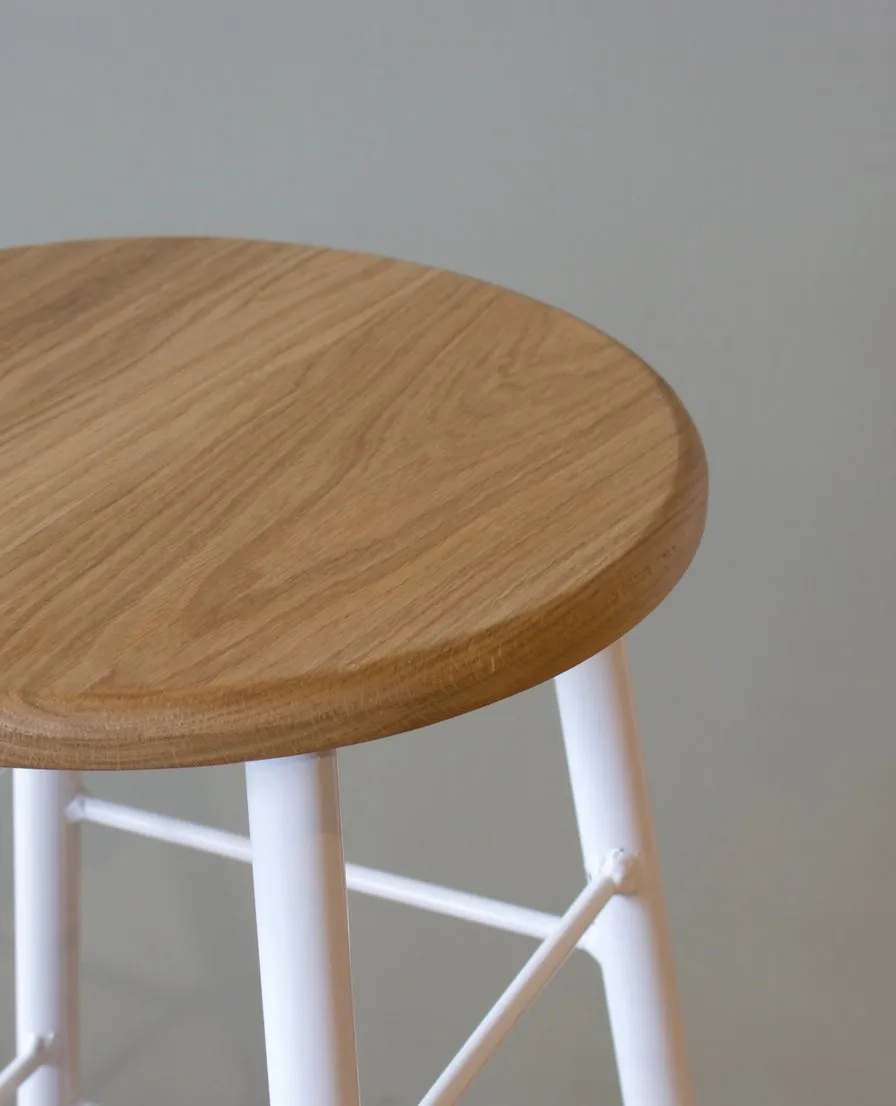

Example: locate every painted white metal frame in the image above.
[4,641,693,1106]
[555,647,695,1106]
[245,753,361,1106]
[11,771,80,1106]
[417,851,633,1106]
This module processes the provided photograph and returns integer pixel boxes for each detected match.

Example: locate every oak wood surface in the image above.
[0,238,707,769]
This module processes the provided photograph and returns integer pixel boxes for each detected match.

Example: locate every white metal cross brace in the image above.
[59,793,634,1106]
[2,791,635,1105]
[65,793,627,948]
[417,849,635,1106]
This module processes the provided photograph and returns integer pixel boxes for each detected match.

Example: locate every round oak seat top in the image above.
[0,238,707,769]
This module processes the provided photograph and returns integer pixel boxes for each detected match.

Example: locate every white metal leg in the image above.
[13,771,80,1106]
[245,753,360,1106]
[554,643,694,1106]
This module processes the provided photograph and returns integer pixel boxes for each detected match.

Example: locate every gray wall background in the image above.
[1,3,895,1104]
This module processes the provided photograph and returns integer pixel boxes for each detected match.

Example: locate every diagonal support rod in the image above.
[0,1037,54,1104]
[418,851,635,1106]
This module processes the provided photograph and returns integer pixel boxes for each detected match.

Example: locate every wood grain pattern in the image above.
[0,237,707,769]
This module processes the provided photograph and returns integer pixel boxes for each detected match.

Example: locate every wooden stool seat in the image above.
[0,237,706,770]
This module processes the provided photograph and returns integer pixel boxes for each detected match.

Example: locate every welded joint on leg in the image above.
[579,850,640,966]
[601,848,639,896]
[65,792,88,822]
[0,1034,57,1100]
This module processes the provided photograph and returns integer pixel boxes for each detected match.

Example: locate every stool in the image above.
[0,238,707,1106]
